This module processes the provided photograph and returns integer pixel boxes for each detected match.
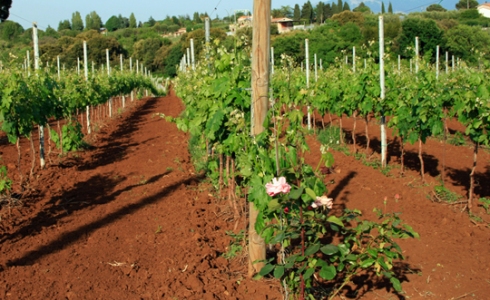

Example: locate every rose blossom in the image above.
[311,195,333,209]
[265,177,291,196]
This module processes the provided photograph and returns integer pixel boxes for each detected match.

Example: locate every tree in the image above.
[45,25,59,38]
[146,16,156,27]
[301,1,314,24]
[324,4,333,19]
[353,2,372,14]
[331,3,339,15]
[316,2,325,23]
[271,9,283,18]
[85,11,102,31]
[193,12,202,23]
[293,4,301,21]
[388,2,393,13]
[444,24,490,64]
[0,20,23,40]
[426,4,446,12]
[280,5,293,18]
[331,11,365,26]
[455,0,478,10]
[343,2,351,11]
[118,14,129,28]
[133,37,166,70]
[0,0,12,22]
[71,11,84,31]
[396,18,443,59]
[129,13,137,28]
[58,19,71,31]
[381,2,386,14]
[337,0,343,13]
[105,15,120,32]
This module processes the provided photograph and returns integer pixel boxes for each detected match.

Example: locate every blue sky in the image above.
[9,0,464,30]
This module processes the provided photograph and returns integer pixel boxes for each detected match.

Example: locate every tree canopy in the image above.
[0,0,12,22]
[427,4,447,12]
[455,0,479,10]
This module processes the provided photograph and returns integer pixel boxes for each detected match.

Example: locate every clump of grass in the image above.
[222,230,245,259]
[479,197,490,214]
[431,185,463,204]
[447,131,467,146]
[317,125,348,153]
[188,134,208,173]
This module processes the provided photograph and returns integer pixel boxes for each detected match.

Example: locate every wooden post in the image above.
[249,0,270,277]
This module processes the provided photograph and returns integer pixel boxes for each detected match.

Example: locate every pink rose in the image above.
[265,177,291,196]
[311,195,333,209]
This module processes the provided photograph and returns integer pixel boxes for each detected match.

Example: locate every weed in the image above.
[478,197,490,214]
[317,125,349,153]
[138,175,147,185]
[155,225,163,234]
[188,134,208,172]
[355,152,394,176]
[432,185,463,203]
[447,131,467,146]
[166,167,173,172]
[223,230,245,259]
[469,213,483,223]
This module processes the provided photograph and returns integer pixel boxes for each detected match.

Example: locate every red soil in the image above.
[0,91,488,299]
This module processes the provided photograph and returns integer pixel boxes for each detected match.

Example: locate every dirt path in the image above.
[0,91,281,299]
[0,91,489,299]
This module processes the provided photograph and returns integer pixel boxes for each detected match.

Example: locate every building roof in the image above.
[272,17,294,23]
[478,3,490,9]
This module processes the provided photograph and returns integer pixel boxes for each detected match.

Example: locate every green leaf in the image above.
[305,187,317,200]
[320,244,339,255]
[288,187,304,200]
[390,277,402,292]
[254,211,265,233]
[305,244,320,256]
[259,263,275,277]
[319,265,337,280]
[267,199,281,212]
[304,268,315,280]
[273,265,285,279]
[360,258,376,268]
[327,215,344,227]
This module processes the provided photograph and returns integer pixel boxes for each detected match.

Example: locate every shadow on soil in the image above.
[4,172,204,267]
[320,261,419,300]
[329,171,357,213]
[0,171,171,245]
[446,165,490,198]
[78,97,160,171]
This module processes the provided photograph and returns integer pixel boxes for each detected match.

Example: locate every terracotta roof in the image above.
[478,3,490,8]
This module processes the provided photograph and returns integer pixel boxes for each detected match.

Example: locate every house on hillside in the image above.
[174,27,187,37]
[271,17,294,34]
[230,15,253,34]
[478,2,490,18]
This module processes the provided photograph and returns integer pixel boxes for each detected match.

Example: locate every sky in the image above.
[9,0,464,30]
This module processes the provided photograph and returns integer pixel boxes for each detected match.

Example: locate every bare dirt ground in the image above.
[0,90,488,299]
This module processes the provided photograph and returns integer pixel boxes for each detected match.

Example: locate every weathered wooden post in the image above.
[249,0,270,277]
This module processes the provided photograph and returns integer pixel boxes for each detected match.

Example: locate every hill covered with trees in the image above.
[0,0,489,77]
